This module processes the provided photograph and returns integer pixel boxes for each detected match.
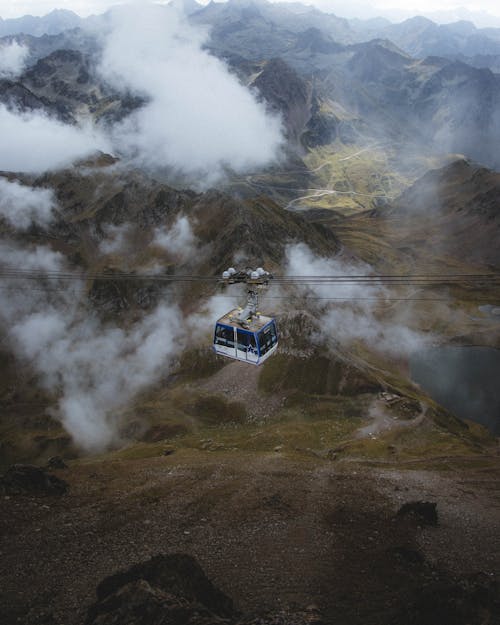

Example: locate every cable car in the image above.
[213,267,278,365]
[214,310,278,365]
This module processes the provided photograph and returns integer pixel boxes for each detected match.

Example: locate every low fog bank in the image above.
[0,105,111,173]
[151,215,197,263]
[0,178,56,229]
[0,240,187,450]
[286,243,432,357]
[0,187,211,452]
[0,41,28,77]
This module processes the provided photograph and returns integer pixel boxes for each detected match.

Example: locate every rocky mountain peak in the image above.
[252,57,312,144]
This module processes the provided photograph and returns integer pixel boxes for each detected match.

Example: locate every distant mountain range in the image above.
[2,0,500,170]
[3,1,500,72]
[0,8,83,37]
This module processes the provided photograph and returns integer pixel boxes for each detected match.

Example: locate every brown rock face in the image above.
[85,553,236,625]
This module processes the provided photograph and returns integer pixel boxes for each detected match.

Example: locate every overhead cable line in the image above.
[0,268,499,286]
[1,285,499,305]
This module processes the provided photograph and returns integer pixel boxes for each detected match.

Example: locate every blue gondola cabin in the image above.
[213,309,278,365]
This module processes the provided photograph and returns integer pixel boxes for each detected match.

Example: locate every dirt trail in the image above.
[194,360,285,421]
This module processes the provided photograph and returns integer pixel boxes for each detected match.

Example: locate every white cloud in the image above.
[99,223,132,255]
[0,240,186,451]
[286,243,430,356]
[186,288,240,341]
[0,178,57,229]
[151,215,197,262]
[0,41,28,77]
[99,3,284,185]
[0,105,111,173]
[0,240,64,271]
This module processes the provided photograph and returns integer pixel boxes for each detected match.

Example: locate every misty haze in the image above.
[0,2,499,625]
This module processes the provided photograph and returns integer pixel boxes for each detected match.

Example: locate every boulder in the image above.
[46,456,68,469]
[0,464,68,496]
[85,554,236,625]
[396,501,438,526]
[86,554,327,625]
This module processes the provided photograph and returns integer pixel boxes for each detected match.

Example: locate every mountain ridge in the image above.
[3,0,500,70]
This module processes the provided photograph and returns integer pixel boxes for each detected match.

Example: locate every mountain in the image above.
[4,1,500,71]
[0,77,56,117]
[0,28,100,67]
[4,5,500,171]
[20,48,143,123]
[378,16,500,59]
[0,9,83,37]
[307,41,500,168]
[3,5,500,171]
[250,57,312,145]
[346,13,500,71]
[347,159,500,270]
[194,0,355,41]
[1,152,497,466]
[1,8,499,625]
[190,0,500,66]
[0,47,145,125]
[190,2,500,169]
[4,158,338,302]
[190,0,355,60]
[390,159,500,268]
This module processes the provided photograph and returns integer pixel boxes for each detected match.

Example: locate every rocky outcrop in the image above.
[0,464,68,496]
[85,554,324,625]
[252,58,311,144]
[0,79,57,117]
[396,501,438,526]
[46,456,68,469]
[85,554,236,625]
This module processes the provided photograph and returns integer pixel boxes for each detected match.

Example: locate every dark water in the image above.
[410,346,500,434]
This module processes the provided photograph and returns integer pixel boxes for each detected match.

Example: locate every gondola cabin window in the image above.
[258,322,278,356]
[215,324,235,348]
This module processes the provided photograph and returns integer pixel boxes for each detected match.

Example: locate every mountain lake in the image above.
[410,346,500,434]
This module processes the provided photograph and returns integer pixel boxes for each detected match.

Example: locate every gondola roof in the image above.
[216,309,274,331]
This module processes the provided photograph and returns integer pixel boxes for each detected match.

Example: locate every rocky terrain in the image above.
[1,453,499,625]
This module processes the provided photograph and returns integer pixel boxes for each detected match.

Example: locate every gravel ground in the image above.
[1,451,499,625]
[195,360,286,421]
